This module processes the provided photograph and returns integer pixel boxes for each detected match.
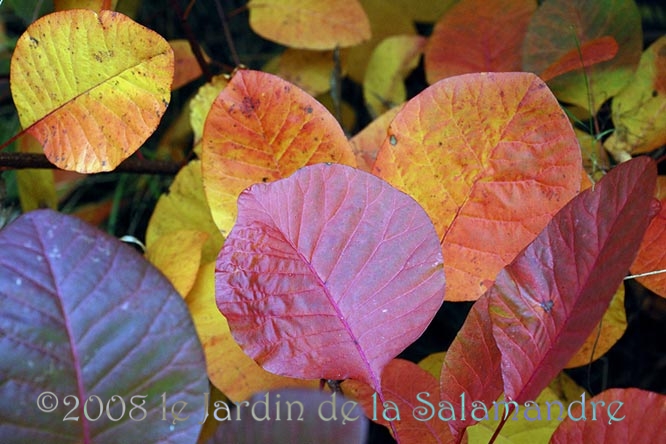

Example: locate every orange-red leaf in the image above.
[373,72,581,301]
[350,106,402,172]
[550,388,666,443]
[201,69,355,235]
[10,10,174,172]
[248,0,370,50]
[424,0,536,84]
[540,36,619,82]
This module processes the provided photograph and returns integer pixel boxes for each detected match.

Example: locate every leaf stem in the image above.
[216,0,241,67]
[171,0,213,82]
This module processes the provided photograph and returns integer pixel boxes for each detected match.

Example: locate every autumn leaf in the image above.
[15,134,57,211]
[424,0,536,84]
[188,262,319,402]
[489,157,658,403]
[170,39,210,90]
[248,0,370,50]
[604,35,666,161]
[550,388,666,443]
[0,210,207,442]
[201,69,355,235]
[146,160,224,264]
[216,164,445,392]
[364,35,425,118]
[350,105,402,172]
[631,176,666,298]
[344,359,453,443]
[10,9,174,172]
[522,0,642,113]
[373,72,581,301]
[539,36,619,82]
[276,48,343,96]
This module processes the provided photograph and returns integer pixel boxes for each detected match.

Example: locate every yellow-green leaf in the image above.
[248,0,370,50]
[364,35,425,118]
[604,35,666,160]
[10,9,174,172]
[16,135,57,211]
[276,48,342,96]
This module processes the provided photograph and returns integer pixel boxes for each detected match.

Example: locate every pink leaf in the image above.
[488,157,658,403]
[216,163,445,391]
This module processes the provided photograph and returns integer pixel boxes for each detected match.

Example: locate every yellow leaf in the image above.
[146,160,224,263]
[10,10,174,172]
[566,285,626,368]
[188,261,319,402]
[346,0,416,83]
[277,48,343,96]
[145,230,209,298]
[248,0,370,50]
[418,351,446,379]
[604,35,666,160]
[190,74,229,149]
[364,35,425,118]
[16,135,57,211]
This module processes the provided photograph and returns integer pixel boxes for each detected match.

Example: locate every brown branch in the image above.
[171,0,213,82]
[0,152,181,175]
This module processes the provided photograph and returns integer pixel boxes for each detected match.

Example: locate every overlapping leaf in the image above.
[373,72,581,301]
[276,49,343,96]
[424,0,536,84]
[201,69,356,235]
[344,359,453,443]
[248,0,370,50]
[216,164,445,391]
[0,210,207,442]
[489,157,658,403]
[10,10,174,172]
[605,35,666,160]
[522,0,642,112]
[539,36,619,82]
[350,106,402,172]
[631,176,666,298]
[170,39,210,90]
[188,262,319,402]
[550,388,666,443]
[364,35,425,118]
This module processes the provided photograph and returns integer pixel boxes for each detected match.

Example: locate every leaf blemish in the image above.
[540,300,554,313]
[389,135,398,146]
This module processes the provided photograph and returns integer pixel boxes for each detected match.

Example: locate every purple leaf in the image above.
[0,210,207,443]
[203,388,368,444]
[216,163,445,392]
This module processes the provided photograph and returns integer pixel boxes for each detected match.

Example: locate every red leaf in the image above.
[439,294,503,439]
[344,359,454,443]
[550,388,666,443]
[489,157,658,403]
[216,164,445,392]
[540,36,619,82]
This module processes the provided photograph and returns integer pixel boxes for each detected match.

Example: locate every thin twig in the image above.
[170,0,213,82]
[215,0,241,66]
[0,152,181,175]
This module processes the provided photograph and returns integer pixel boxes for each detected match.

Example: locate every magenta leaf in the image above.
[488,157,658,403]
[203,388,368,443]
[0,210,207,443]
[216,163,445,392]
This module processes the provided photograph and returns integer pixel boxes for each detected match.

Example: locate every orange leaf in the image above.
[248,0,370,50]
[10,10,174,172]
[350,105,402,172]
[373,72,581,301]
[188,262,319,402]
[170,39,209,90]
[631,176,666,298]
[424,0,536,84]
[201,69,356,234]
[540,36,619,82]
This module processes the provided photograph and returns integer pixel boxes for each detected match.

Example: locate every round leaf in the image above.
[10,10,174,172]
[216,164,445,391]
